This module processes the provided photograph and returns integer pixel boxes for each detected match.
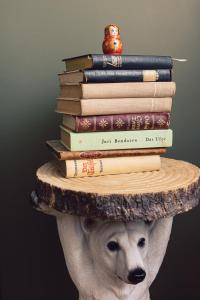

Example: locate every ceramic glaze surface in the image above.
[56,214,173,300]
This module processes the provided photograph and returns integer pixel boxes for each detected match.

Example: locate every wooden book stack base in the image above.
[32,157,200,300]
[33,157,200,221]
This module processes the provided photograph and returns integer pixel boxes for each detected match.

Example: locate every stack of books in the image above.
[47,54,176,178]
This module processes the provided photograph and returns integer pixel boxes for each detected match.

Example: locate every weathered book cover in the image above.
[60,126,173,151]
[58,69,172,84]
[62,113,170,133]
[56,97,173,116]
[59,82,176,99]
[62,54,173,71]
[46,140,167,160]
[57,155,161,178]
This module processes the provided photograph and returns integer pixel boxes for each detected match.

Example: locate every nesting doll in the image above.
[102,24,123,55]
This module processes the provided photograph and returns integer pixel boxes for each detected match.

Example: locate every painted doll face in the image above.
[103,24,123,54]
[105,25,119,37]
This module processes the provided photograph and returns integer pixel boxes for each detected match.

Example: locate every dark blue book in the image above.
[58,69,171,84]
[62,54,173,71]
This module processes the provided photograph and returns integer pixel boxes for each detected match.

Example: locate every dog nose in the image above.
[127,268,146,284]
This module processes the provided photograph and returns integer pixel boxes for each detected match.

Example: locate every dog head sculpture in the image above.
[33,199,173,300]
[80,218,154,286]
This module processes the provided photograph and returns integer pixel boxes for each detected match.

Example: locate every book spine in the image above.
[84,70,171,83]
[56,97,172,116]
[81,82,176,98]
[62,155,161,178]
[60,127,173,151]
[80,98,172,116]
[46,141,167,160]
[92,55,173,70]
[73,113,170,132]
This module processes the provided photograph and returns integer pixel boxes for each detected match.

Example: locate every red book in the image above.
[62,112,170,133]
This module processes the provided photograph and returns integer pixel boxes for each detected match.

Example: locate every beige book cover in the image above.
[59,82,176,99]
[57,155,161,178]
[56,97,172,116]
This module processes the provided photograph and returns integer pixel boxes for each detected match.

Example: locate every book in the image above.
[58,69,172,84]
[62,54,173,71]
[57,155,161,178]
[59,82,176,99]
[55,97,172,116]
[62,113,170,133]
[46,140,167,160]
[60,126,173,151]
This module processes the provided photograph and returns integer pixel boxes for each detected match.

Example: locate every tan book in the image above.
[55,97,172,116]
[46,140,167,160]
[57,155,161,178]
[59,82,176,99]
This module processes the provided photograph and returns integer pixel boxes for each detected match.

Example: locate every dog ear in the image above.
[80,217,101,234]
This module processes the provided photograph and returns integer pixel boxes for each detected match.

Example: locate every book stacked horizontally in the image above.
[47,54,176,178]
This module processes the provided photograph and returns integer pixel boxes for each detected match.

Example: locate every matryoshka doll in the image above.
[102,24,123,55]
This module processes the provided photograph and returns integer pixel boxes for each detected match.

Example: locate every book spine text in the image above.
[84,69,171,83]
[60,127,173,151]
[91,55,173,70]
[71,113,170,132]
[62,155,161,178]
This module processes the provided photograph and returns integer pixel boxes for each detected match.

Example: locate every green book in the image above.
[60,125,173,151]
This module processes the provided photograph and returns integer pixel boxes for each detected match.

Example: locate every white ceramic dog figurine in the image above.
[37,202,173,300]
[57,215,172,300]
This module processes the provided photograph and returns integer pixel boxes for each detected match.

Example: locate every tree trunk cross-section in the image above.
[32,158,200,221]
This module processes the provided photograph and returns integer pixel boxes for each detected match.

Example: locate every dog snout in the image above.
[127,268,146,284]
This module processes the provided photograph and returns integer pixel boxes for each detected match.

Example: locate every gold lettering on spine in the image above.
[107,56,122,68]
[131,115,144,130]
[111,56,122,67]
[143,70,159,82]
[136,116,143,130]
[131,116,136,130]
[102,55,107,68]
[144,115,151,129]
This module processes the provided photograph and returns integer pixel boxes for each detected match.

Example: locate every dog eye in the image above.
[107,241,120,252]
[138,238,145,248]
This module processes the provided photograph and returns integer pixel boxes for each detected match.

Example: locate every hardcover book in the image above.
[56,97,172,116]
[62,54,173,71]
[62,113,170,132]
[58,69,172,84]
[46,140,167,160]
[59,82,176,99]
[60,126,173,151]
[57,155,161,178]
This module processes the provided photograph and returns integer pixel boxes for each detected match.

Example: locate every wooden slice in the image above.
[32,158,200,221]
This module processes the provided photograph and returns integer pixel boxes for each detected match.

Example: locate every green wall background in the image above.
[0,1,199,299]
